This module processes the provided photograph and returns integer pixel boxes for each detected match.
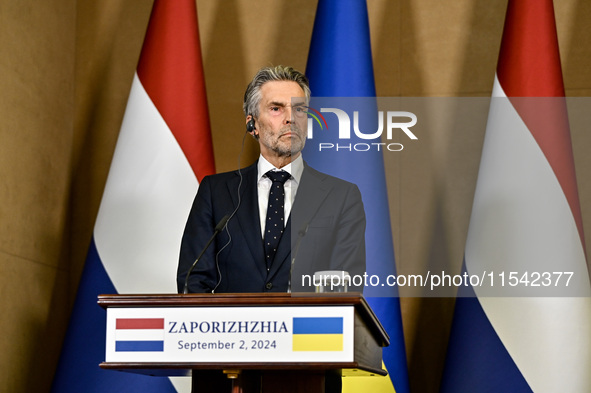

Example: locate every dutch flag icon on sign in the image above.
[115,318,165,352]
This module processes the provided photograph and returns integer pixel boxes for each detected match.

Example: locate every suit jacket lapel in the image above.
[268,163,331,279]
[227,163,267,280]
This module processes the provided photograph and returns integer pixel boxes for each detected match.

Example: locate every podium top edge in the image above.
[97,292,366,308]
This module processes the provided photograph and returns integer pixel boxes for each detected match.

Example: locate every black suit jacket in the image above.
[177,161,366,293]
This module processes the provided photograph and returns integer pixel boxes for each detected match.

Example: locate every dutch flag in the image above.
[51,1,215,392]
[440,1,591,392]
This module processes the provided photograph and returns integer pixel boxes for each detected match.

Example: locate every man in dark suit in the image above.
[177,65,365,294]
[177,66,366,393]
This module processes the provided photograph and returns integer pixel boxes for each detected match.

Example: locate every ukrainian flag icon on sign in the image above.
[292,317,343,351]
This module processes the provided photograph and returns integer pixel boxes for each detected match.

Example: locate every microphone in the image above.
[182,214,231,294]
[288,222,309,293]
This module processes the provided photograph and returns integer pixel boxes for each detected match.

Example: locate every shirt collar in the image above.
[257,154,304,184]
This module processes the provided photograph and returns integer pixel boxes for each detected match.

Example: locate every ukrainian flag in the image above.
[305,1,409,392]
[292,317,343,352]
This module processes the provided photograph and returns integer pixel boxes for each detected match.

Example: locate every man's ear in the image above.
[246,115,258,138]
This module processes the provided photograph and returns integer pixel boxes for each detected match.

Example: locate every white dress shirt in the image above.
[257,154,304,239]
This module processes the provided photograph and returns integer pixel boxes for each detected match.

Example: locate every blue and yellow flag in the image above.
[293,317,344,352]
[305,1,410,392]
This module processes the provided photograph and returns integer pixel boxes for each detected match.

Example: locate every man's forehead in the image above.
[260,81,305,103]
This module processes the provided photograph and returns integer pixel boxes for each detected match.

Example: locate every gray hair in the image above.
[243,65,311,118]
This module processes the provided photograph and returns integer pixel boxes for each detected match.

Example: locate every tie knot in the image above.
[266,170,290,185]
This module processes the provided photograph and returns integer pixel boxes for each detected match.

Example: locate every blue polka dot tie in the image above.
[264,170,290,270]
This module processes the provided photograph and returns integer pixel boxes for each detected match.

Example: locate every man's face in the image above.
[254,81,307,160]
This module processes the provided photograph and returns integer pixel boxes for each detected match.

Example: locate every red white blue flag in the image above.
[115,318,166,352]
[440,1,591,392]
[51,1,214,392]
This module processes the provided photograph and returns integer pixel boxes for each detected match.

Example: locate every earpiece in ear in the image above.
[246,118,256,133]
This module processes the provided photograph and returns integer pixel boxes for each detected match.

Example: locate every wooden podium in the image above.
[99,293,389,393]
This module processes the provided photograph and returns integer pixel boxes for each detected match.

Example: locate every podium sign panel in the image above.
[106,306,355,363]
[99,293,389,379]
